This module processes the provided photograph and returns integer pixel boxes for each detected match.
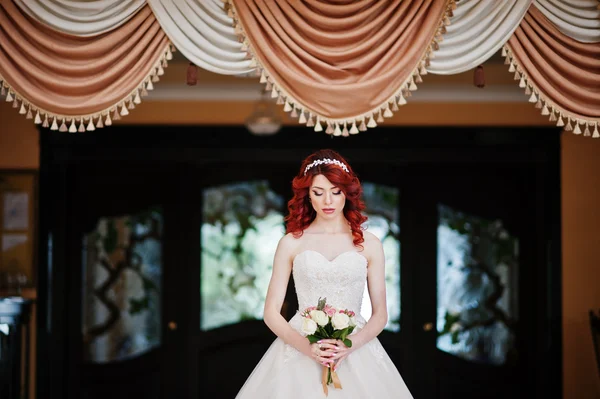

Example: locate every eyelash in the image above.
[313,191,342,196]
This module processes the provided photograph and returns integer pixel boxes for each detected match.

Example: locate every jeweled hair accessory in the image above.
[304,158,349,175]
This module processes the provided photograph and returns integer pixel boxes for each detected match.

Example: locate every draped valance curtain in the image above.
[0,0,598,136]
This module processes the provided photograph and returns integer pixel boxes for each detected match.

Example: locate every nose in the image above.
[324,192,333,205]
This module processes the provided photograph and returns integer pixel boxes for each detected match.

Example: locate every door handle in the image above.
[422,322,433,331]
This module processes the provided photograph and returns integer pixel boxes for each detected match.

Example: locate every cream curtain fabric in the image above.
[229,0,455,135]
[13,0,145,37]
[535,0,600,43]
[428,0,533,75]
[0,2,172,131]
[147,0,253,75]
[506,6,600,136]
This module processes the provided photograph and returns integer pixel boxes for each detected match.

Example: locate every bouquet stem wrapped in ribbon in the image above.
[300,298,357,396]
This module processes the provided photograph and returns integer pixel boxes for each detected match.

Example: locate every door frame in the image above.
[36,125,561,399]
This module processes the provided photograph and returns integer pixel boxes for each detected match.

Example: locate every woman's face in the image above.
[309,174,346,220]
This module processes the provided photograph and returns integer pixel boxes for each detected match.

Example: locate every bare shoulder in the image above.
[362,231,382,249]
[361,231,383,263]
[275,233,304,263]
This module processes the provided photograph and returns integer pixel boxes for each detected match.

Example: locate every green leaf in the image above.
[317,297,327,310]
[307,335,320,344]
[343,339,352,348]
[332,330,342,339]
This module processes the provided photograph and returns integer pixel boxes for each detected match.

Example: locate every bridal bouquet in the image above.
[300,297,357,395]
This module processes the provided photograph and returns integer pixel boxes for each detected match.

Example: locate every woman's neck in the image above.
[309,216,351,234]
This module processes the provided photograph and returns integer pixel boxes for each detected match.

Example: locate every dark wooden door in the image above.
[37,125,561,399]
[407,163,558,399]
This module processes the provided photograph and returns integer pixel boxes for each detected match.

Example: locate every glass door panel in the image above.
[82,209,163,363]
[436,204,519,365]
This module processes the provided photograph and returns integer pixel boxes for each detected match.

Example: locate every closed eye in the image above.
[333,191,342,195]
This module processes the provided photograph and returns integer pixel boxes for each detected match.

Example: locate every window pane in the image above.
[201,181,285,331]
[361,182,401,332]
[82,208,163,363]
[436,204,518,365]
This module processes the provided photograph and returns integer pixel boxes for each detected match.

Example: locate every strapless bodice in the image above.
[291,249,368,317]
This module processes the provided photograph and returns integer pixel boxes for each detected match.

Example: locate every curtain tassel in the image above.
[333,124,342,136]
[187,63,198,86]
[298,111,307,124]
[59,119,68,132]
[342,123,349,137]
[314,120,323,132]
[68,119,77,133]
[474,65,485,88]
[367,115,377,128]
[359,119,367,132]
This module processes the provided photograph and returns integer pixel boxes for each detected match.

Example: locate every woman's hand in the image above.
[330,339,354,371]
[310,339,338,367]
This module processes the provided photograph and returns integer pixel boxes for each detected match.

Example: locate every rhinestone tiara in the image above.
[303,158,349,175]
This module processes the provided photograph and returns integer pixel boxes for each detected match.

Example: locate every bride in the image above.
[236,149,413,398]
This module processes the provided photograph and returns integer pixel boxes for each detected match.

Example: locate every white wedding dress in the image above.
[235,250,414,398]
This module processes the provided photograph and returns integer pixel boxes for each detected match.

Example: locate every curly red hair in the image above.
[285,149,368,247]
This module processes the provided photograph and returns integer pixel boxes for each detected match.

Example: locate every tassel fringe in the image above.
[225,0,457,136]
[502,44,599,139]
[0,43,176,133]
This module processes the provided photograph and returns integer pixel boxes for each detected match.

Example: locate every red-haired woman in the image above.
[236,149,413,398]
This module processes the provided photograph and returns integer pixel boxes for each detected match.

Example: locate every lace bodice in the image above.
[283,250,389,366]
[293,250,367,312]
[288,250,368,333]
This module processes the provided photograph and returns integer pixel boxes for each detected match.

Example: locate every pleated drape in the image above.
[505,5,600,136]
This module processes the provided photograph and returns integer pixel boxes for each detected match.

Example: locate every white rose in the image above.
[301,317,318,335]
[310,310,329,327]
[349,316,356,327]
[331,313,350,330]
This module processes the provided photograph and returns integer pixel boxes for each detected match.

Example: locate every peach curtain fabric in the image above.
[228,0,455,135]
[0,0,598,137]
[0,1,172,131]
[505,5,600,136]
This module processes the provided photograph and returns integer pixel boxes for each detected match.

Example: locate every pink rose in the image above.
[323,305,336,317]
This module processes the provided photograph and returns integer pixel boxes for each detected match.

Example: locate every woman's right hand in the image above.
[310,339,338,367]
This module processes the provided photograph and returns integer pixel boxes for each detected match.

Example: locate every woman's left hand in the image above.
[330,339,354,371]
